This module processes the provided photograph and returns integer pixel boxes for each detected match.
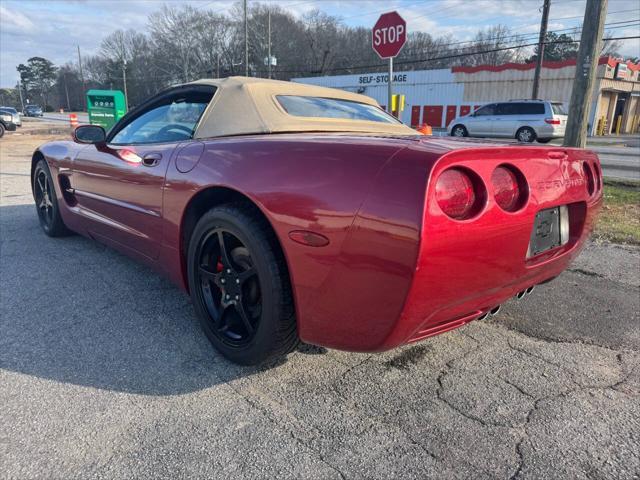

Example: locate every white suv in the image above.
[449,100,567,143]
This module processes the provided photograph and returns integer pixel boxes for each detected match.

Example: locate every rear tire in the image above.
[187,203,298,365]
[516,127,536,143]
[451,125,468,137]
[33,159,71,237]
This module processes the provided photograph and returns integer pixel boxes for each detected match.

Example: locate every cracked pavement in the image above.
[1,131,639,479]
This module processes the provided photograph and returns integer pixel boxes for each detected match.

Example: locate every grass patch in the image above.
[593,179,640,245]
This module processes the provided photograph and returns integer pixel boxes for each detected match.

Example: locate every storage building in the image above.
[292,56,640,136]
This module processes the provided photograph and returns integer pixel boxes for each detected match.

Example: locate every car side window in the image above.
[496,103,517,115]
[516,103,545,115]
[110,89,213,145]
[475,104,496,116]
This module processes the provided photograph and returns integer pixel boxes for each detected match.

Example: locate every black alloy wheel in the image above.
[188,204,298,365]
[33,159,70,237]
[195,228,262,347]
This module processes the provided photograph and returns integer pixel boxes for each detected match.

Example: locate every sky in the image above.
[1,0,639,87]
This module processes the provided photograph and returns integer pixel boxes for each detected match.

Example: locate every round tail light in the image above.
[583,162,595,195]
[435,168,484,220]
[491,165,527,212]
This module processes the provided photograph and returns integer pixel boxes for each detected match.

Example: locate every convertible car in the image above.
[32,77,602,365]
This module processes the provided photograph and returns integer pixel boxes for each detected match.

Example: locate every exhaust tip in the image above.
[478,312,489,321]
[526,286,535,295]
[516,290,526,299]
[489,305,501,316]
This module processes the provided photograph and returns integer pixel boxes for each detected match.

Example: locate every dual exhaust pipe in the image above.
[478,285,536,321]
[478,305,501,321]
[516,285,535,300]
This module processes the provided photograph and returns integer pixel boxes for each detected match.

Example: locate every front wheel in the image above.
[516,127,536,143]
[451,125,468,137]
[33,159,71,237]
[187,203,298,365]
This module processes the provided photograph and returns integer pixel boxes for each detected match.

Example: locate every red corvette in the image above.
[32,77,602,365]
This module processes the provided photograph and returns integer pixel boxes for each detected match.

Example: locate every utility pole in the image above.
[77,45,86,111]
[244,0,249,76]
[564,0,608,147]
[122,59,129,112]
[268,9,272,79]
[532,0,551,99]
[63,74,71,111]
[17,79,25,111]
[217,53,220,78]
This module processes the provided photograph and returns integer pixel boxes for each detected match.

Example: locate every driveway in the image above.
[1,133,638,479]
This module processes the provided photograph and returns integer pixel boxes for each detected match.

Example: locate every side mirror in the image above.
[73,125,106,144]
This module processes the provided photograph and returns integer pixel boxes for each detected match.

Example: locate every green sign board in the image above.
[86,89,126,130]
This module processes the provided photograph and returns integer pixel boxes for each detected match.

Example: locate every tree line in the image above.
[1,2,623,111]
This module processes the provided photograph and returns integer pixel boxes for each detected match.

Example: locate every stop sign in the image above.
[372,11,407,59]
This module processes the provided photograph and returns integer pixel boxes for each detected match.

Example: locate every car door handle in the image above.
[142,153,162,167]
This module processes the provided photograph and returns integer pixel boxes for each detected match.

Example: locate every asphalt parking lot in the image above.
[1,126,639,479]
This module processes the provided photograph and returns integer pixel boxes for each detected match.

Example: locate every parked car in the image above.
[31,77,602,365]
[0,109,18,138]
[24,105,43,117]
[449,99,568,143]
[0,107,21,127]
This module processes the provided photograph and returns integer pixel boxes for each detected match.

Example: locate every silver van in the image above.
[449,100,567,143]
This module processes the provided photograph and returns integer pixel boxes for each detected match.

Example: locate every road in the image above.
[1,129,639,478]
[41,112,89,123]
[590,146,640,181]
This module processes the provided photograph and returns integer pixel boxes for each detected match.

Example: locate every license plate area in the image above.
[527,206,569,258]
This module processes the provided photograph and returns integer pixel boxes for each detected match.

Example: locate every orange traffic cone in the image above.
[69,114,78,128]
[417,123,432,135]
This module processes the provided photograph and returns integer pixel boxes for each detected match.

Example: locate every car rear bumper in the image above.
[536,124,566,138]
[375,147,602,351]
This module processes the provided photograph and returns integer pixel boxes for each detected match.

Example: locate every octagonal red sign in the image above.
[372,11,407,59]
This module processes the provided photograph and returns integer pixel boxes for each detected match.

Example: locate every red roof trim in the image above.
[452,56,639,74]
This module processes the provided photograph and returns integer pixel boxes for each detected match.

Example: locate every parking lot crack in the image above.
[500,377,536,399]
[568,267,605,278]
[435,337,509,428]
[222,382,347,479]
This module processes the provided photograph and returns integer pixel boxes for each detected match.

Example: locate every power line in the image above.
[257,34,640,75]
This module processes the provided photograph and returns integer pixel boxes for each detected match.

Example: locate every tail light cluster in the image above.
[544,118,561,125]
[435,164,528,220]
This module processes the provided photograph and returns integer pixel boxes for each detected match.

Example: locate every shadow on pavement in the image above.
[0,203,301,395]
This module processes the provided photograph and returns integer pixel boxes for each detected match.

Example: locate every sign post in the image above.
[372,11,407,115]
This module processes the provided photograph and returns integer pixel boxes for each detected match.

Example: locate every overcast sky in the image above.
[1,0,639,87]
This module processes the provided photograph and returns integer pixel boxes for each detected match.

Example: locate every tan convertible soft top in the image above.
[191,76,417,138]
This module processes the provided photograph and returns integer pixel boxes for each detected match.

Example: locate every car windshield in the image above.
[277,95,400,124]
[552,103,567,115]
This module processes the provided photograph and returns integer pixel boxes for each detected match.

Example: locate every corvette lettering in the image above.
[535,178,585,190]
